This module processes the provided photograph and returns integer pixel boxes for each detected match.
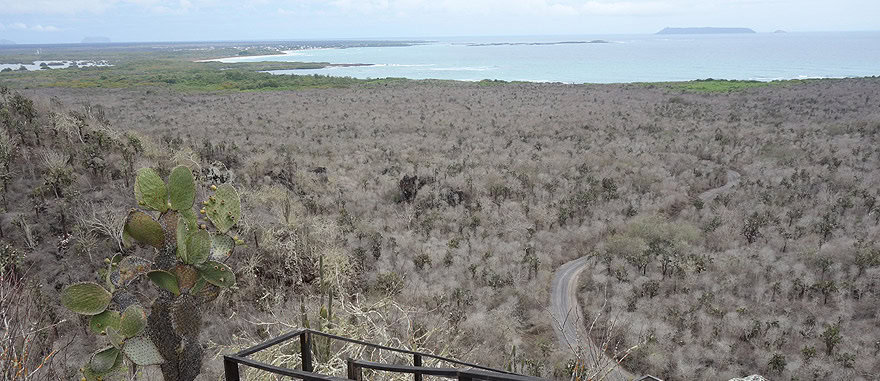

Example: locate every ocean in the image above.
[218,32,880,84]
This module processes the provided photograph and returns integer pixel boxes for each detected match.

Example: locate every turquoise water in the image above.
[219,32,880,83]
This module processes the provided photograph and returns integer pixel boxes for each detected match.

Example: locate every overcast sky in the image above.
[1,0,878,44]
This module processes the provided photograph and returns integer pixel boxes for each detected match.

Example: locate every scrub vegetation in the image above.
[0,43,879,380]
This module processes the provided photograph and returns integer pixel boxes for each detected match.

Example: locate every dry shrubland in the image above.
[1,77,879,380]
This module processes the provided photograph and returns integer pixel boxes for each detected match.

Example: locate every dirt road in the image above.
[549,168,741,380]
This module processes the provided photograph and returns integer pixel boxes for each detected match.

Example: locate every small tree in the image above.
[768,353,786,374]
[0,128,15,209]
[60,166,243,381]
[813,212,838,243]
[821,320,842,356]
[812,279,838,305]
[741,211,769,244]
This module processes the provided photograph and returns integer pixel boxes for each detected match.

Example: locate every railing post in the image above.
[346,358,362,380]
[301,330,314,372]
[414,354,423,381]
[458,371,472,381]
[223,356,241,381]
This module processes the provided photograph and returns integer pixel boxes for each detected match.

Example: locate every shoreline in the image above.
[195,49,295,62]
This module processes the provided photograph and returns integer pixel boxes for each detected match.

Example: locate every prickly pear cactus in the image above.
[60,165,242,381]
[204,183,241,233]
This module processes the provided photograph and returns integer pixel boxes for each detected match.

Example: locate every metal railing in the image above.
[223,328,546,381]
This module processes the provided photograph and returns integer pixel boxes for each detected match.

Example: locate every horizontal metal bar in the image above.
[349,359,459,378]
[308,330,512,374]
[231,328,532,378]
[235,329,305,357]
[225,355,348,381]
[459,369,545,381]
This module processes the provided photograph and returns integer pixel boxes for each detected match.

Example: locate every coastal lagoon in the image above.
[218,32,880,83]
[0,60,111,71]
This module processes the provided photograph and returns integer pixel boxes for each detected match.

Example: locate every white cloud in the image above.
[580,1,672,15]
[1,0,116,14]
[31,24,61,31]
[322,0,676,17]
[0,0,210,15]
[0,22,61,31]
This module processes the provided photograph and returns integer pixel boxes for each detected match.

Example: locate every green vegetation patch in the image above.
[0,59,411,91]
[634,78,818,93]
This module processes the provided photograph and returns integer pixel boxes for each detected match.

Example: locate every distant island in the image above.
[0,39,15,45]
[774,30,787,33]
[81,36,111,43]
[657,27,756,35]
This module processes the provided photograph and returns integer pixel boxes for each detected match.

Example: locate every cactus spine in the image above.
[60,165,242,380]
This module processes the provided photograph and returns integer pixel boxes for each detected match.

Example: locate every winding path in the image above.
[549,169,741,380]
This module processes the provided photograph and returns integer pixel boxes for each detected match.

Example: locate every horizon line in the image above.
[2,29,880,47]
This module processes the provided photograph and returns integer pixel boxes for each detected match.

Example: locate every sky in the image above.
[0,0,878,44]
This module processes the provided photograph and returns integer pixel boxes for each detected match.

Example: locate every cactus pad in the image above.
[210,233,235,262]
[124,210,165,248]
[175,264,199,292]
[158,210,179,247]
[190,276,207,294]
[175,215,189,261]
[123,336,165,366]
[169,165,196,211]
[184,229,211,265]
[89,310,121,335]
[171,294,201,338]
[118,255,152,285]
[179,208,198,231]
[119,304,147,338]
[135,168,168,212]
[205,183,240,233]
[147,270,180,296]
[82,347,123,381]
[197,261,235,288]
[122,229,134,248]
[106,326,125,349]
[61,282,111,315]
[90,346,120,373]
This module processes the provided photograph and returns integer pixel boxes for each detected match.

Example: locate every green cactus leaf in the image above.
[82,350,124,381]
[197,261,235,288]
[124,210,165,248]
[147,270,180,296]
[90,346,120,373]
[106,326,125,349]
[117,255,152,285]
[185,229,211,265]
[179,207,198,231]
[61,282,112,315]
[205,183,241,233]
[89,310,121,335]
[119,304,147,338]
[190,276,207,295]
[210,233,235,262]
[135,168,168,212]
[122,229,134,248]
[123,336,165,366]
[169,165,196,211]
[176,215,189,262]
